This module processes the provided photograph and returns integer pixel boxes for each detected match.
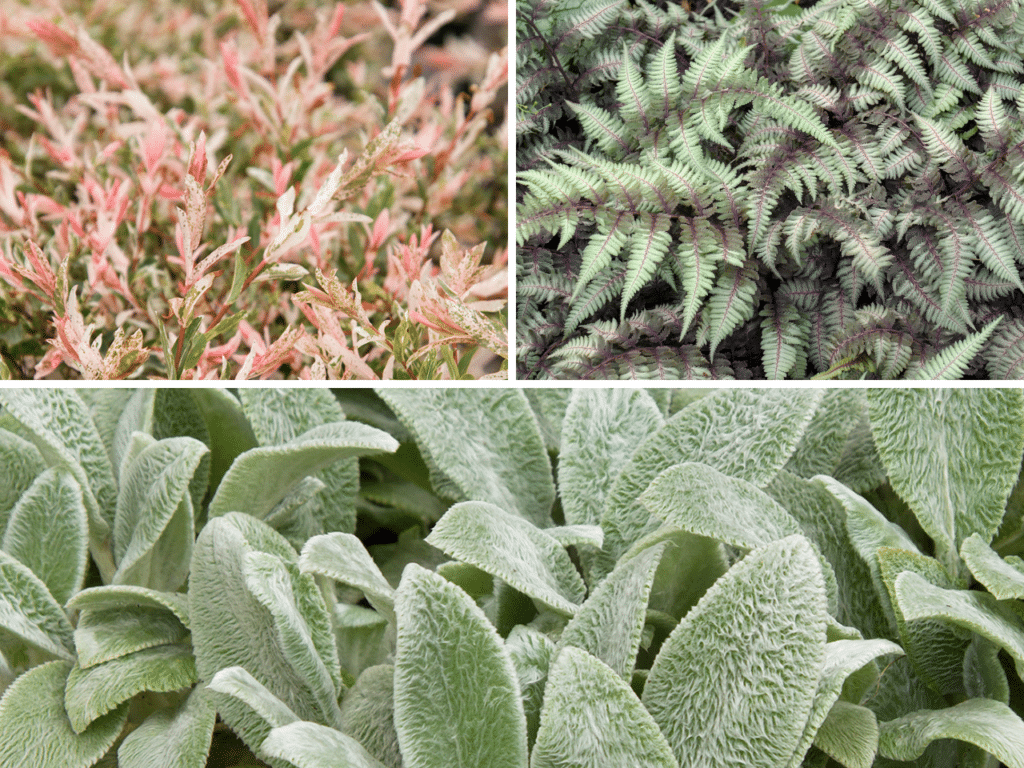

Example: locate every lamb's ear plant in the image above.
[5,387,1024,767]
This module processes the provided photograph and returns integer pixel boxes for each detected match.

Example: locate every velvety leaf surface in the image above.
[393,564,528,768]
[261,720,388,768]
[642,535,828,768]
[1,468,88,605]
[113,437,208,591]
[878,548,969,697]
[532,647,678,768]
[74,604,189,668]
[239,388,360,534]
[333,605,391,680]
[299,533,396,624]
[894,571,1024,679]
[602,390,823,567]
[524,389,571,454]
[558,543,663,680]
[340,664,403,768]
[961,533,1024,600]
[0,429,46,539]
[558,389,663,527]
[878,699,1024,768]
[206,665,299,729]
[64,643,197,733]
[0,548,74,660]
[813,701,879,768]
[0,660,127,768]
[545,525,605,550]
[208,422,397,520]
[66,585,190,627]
[868,389,1024,572]
[506,626,556,750]
[426,501,586,616]
[785,391,866,479]
[117,683,216,768]
[190,389,259,493]
[243,550,343,725]
[378,389,555,527]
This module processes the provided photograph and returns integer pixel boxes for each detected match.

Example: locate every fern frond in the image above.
[566,102,632,158]
[701,259,759,357]
[552,0,627,41]
[911,317,1002,379]
[985,317,1024,379]
[616,42,652,131]
[677,217,722,336]
[620,212,672,319]
[856,60,907,111]
[975,88,1013,150]
[935,49,981,95]
[572,212,630,299]
[914,114,973,180]
[761,299,808,379]
[565,267,625,335]
[958,203,1024,290]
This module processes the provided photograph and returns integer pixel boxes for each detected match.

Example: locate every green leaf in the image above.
[785,391,866,479]
[602,390,822,568]
[0,660,127,768]
[393,564,528,768]
[0,548,74,660]
[261,721,387,768]
[242,551,343,726]
[66,585,190,627]
[239,389,359,534]
[1,468,87,605]
[642,536,828,768]
[558,389,664,527]
[868,389,1024,575]
[206,665,299,730]
[557,543,663,680]
[523,390,570,454]
[208,421,398,520]
[113,437,208,591]
[545,525,604,550]
[505,626,556,751]
[0,428,46,534]
[117,683,216,768]
[190,389,259,494]
[532,647,678,768]
[340,665,402,768]
[961,533,1024,600]
[813,701,879,768]
[378,390,555,527]
[332,605,390,680]
[878,699,1024,767]
[425,501,586,616]
[893,571,1024,680]
[74,604,189,669]
[64,643,197,733]
[299,533,396,624]
[190,513,334,739]
[788,639,903,768]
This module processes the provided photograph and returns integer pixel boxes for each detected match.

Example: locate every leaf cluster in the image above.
[517,0,1024,379]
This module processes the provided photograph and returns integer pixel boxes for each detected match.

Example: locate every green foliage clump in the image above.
[517,0,1024,379]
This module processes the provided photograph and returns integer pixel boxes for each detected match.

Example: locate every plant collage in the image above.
[7,0,1024,766]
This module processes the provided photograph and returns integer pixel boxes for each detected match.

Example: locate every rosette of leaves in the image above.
[7,387,1024,768]
[517,0,1024,379]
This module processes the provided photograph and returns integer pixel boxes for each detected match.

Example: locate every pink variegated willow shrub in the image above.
[0,0,507,379]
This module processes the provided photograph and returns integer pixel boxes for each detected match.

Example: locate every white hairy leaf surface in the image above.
[557,542,663,680]
[894,571,1024,680]
[299,533,396,624]
[239,389,360,534]
[558,389,664,527]
[602,389,823,568]
[242,550,343,725]
[208,421,397,520]
[64,643,197,733]
[393,564,528,768]
[190,512,333,744]
[523,389,571,453]
[642,535,828,768]
[117,683,216,768]
[340,664,403,768]
[74,604,189,669]
[261,720,388,768]
[333,605,390,680]
[784,390,866,479]
[544,524,605,550]
[206,665,298,730]
[787,639,903,768]
[0,428,46,535]
[67,585,190,627]
[2,467,87,605]
[378,389,555,527]
[113,437,208,591]
[961,533,1024,600]
[868,389,1024,572]
[505,626,556,750]
[0,548,74,660]
[0,660,127,768]
[531,647,678,768]
[426,501,586,616]
[878,699,1024,767]
[812,701,879,768]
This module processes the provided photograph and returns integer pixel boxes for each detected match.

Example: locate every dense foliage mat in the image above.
[517,0,1024,379]
[3,387,1024,767]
